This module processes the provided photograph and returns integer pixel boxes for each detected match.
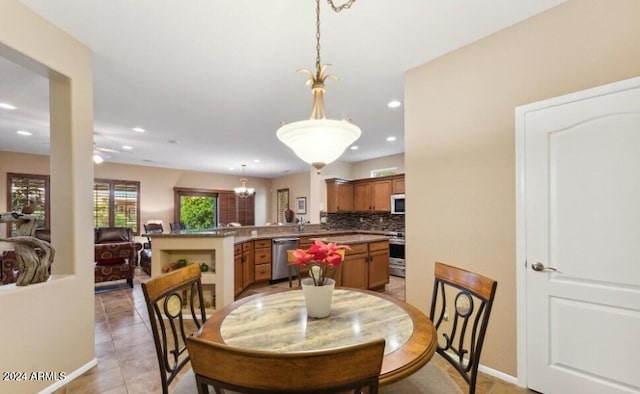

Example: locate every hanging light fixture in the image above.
[276,0,360,174]
[234,164,255,198]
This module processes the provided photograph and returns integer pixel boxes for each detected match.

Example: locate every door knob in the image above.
[531,262,558,272]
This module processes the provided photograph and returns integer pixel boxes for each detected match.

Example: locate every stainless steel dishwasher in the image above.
[272,237,299,281]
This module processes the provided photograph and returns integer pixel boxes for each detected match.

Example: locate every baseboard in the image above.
[443,350,520,386]
[478,363,519,385]
[39,357,97,394]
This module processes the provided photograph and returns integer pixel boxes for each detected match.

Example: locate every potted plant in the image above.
[290,240,350,318]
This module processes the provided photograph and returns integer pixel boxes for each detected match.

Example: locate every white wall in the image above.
[0,1,95,392]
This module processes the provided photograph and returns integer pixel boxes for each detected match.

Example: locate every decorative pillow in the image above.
[96,257,127,266]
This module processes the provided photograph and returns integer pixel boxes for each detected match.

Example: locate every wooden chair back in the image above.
[141,263,207,394]
[186,336,385,393]
[430,262,497,394]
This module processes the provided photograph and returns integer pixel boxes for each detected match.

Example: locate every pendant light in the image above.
[234,164,255,198]
[276,0,360,174]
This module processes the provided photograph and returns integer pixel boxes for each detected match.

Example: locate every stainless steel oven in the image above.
[386,232,405,277]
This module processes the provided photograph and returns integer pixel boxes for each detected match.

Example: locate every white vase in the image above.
[301,277,335,318]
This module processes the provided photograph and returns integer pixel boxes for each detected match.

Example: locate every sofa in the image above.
[1,229,51,285]
[94,227,142,288]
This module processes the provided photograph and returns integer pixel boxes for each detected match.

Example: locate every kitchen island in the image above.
[148,228,393,308]
[150,231,235,310]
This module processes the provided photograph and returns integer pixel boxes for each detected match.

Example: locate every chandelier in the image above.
[276,0,361,174]
[234,164,255,198]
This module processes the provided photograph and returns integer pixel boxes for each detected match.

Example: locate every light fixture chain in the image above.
[327,0,356,12]
[315,0,321,74]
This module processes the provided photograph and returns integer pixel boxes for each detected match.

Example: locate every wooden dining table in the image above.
[197,287,438,385]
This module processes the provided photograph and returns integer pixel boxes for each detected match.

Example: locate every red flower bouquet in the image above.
[290,240,351,286]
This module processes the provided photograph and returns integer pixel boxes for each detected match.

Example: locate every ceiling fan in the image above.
[93,144,129,164]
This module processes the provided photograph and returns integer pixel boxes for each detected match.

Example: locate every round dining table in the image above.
[197,287,437,385]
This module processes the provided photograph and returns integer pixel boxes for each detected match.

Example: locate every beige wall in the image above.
[269,171,310,223]
[0,151,273,238]
[405,0,640,378]
[0,1,95,393]
[350,153,404,180]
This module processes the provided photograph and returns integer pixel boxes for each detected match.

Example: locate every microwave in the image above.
[390,194,405,214]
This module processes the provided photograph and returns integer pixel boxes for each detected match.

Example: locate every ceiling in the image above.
[0,0,565,178]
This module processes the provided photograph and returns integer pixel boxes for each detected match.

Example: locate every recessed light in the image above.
[17,130,32,136]
[254,159,260,163]
[229,167,235,171]
[350,145,359,150]
[386,136,396,142]
[92,154,104,164]
[388,100,402,109]
[121,145,133,150]
[132,127,146,133]
[0,103,17,110]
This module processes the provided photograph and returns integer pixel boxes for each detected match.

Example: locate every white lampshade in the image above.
[277,119,361,172]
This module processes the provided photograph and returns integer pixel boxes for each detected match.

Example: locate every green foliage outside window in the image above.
[180,196,216,229]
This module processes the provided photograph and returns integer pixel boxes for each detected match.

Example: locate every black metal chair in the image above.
[170,222,186,232]
[141,263,207,394]
[186,337,385,394]
[430,261,497,394]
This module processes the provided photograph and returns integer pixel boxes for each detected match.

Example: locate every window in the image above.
[175,187,255,228]
[6,173,50,234]
[371,167,398,177]
[174,188,218,230]
[276,189,290,223]
[93,179,140,234]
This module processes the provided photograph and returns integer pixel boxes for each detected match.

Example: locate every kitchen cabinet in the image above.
[242,242,253,288]
[253,239,272,281]
[367,241,390,289]
[325,178,354,212]
[234,241,254,297]
[392,177,405,194]
[353,180,391,212]
[340,240,389,290]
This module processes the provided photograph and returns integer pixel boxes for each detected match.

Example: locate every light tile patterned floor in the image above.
[52,270,531,393]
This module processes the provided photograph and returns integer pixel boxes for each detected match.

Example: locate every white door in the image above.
[517,77,640,393]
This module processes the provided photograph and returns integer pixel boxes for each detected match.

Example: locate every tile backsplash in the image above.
[323,212,404,232]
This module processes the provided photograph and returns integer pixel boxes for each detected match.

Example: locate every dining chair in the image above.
[185,337,385,394]
[141,263,207,394]
[170,221,186,231]
[287,249,345,288]
[429,261,497,394]
[287,249,304,288]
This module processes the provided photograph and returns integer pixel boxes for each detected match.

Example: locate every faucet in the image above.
[298,216,305,232]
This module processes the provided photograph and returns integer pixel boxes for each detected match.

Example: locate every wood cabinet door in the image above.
[233,252,243,297]
[341,253,368,289]
[368,248,390,289]
[353,183,372,211]
[242,249,253,288]
[392,177,405,194]
[336,183,354,211]
[371,180,391,211]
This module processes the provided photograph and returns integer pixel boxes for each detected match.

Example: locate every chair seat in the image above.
[170,369,197,394]
[379,354,463,394]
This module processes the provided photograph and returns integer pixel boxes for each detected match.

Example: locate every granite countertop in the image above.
[310,233,390,244]
[149,231,236,238]
[148,229,391,244]
[233,230,389,245]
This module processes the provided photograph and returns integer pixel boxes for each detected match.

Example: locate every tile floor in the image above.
[52,269,531,393]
